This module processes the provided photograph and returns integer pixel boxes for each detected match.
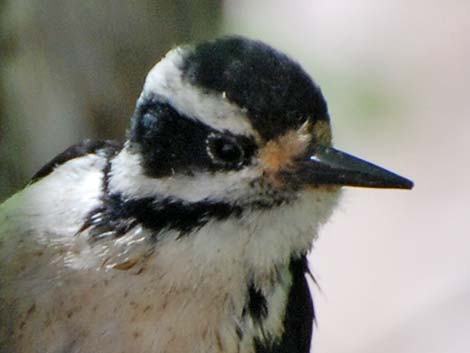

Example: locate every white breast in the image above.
[0,153,340,353]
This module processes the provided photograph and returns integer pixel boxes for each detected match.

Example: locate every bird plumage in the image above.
[0,36,412,353]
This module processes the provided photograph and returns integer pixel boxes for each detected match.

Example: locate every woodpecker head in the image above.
[109,37,411,213]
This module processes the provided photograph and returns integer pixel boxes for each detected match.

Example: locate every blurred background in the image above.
[0,1,468,352]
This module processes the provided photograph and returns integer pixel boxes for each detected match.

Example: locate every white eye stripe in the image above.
[142,48,259,139]
[109,149,261,203]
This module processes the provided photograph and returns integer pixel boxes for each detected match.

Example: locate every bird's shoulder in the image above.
[0,139,121,249]
[30,139,121,184]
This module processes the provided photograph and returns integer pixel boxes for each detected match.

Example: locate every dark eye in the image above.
[207,134,245,168]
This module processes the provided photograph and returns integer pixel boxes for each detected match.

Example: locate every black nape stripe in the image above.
[30,139,121,184]
[84,193,243,240]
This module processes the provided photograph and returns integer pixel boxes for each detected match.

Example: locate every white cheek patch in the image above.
[142,47,258,139]
[109,148,261,203]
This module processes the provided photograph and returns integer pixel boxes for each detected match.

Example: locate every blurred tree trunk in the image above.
[0,0,221,201]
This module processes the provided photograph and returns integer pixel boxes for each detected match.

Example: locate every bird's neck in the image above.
[82,185,340,278]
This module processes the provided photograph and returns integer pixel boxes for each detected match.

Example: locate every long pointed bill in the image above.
[294,145,414,189]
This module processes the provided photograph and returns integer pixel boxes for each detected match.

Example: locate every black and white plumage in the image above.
[0,37,413,353]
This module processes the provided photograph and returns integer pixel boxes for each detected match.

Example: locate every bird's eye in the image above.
[207,134,245,168]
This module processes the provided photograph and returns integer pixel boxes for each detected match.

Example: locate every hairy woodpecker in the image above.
[0,36,413,353]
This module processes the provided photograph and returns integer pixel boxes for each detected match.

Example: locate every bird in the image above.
[0,36,413,353]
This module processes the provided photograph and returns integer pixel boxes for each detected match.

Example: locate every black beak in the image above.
[292,145,414,189]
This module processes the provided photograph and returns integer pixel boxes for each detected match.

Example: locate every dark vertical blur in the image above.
[0,0,222,201]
